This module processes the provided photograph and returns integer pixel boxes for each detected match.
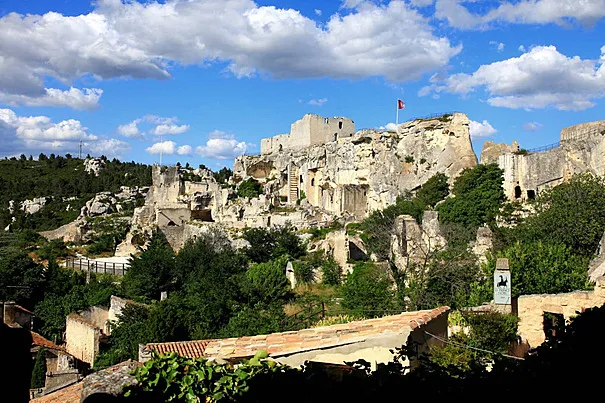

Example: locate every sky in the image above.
[0,0,604,169]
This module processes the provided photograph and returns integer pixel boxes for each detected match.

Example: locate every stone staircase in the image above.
[289,167,298,203]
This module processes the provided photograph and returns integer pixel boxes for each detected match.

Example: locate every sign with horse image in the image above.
[494,258,511,305]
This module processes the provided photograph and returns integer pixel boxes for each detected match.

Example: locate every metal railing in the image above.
[526,141,560,153]
[66,257,129,276]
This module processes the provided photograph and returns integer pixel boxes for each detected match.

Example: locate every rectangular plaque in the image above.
[494,270,511,305]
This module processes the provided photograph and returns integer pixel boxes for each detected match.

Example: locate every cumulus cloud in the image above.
[196,130,250,160]
[469,120,497,139]
[0,0,460,108]
[522,122,543,131]
[0,87,102,110]
[308,98,328,106]
[117,115,189,138]
[146,141,176,155]
[152,123,189,136]
[436,0,605,29]
[177,145,193,155]
[519,45,526,52]
[117,119,143,138]
[0,108,128,157]
[314,9,322,16]
[421,45,605,111]
[410,0,435,7]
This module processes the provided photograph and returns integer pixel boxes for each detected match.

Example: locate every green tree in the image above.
[438,163,505,230]
[243,258,292,306]
[237,178,263,198]
[242,224,305,263]
[341,262,396,317]
[0,247,46,308]
[30,348,47,389]
[415,172,449,208]
[123,229,176,300]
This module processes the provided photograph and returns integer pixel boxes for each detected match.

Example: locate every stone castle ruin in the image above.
[482,120,605,201]
[117,112,478,254]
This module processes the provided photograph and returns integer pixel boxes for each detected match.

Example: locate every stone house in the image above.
[140,306,450,370]
[1,301,33,330]
[516,276,605,348]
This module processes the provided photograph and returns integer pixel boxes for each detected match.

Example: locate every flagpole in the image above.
[396,99,399,128]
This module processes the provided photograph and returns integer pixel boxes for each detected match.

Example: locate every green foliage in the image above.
[237,178,263,198]
[438,163,505,230]
[30,349,47,389]
[470,241,591,302]
[37,239,69,261]
[124,351,288,402]
[0,156,151,231]
[404,155,414,163]
[465,311,518,355]
[242,224,306,264]
[415,172,449,208]
[244,258,292,305]
[293,260,316,285]
[122,229,176,301]
[0,246,46,308]
[306,221,343,241]
[516,173,605,255]
[341,262,396,317]
[213,167,233,184]
[320,256,341,286]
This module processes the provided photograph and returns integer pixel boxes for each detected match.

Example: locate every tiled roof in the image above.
[144,306,449,360]
[31,331,65,352]
[30,382,83,403]
[146,339,215,358]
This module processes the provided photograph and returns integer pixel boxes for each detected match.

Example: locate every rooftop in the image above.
[144,306,449,360]
[31,331,65,352]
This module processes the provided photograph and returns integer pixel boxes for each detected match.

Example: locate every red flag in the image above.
[398,99,405,109]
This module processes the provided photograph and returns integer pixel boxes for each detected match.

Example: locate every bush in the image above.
[341,262,396,317]
[30,349,47,389]
[237,178,263,198]
[242,224,306,263]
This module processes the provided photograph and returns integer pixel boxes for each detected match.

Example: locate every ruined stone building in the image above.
[482,120,605,201]
[117,113,478,253]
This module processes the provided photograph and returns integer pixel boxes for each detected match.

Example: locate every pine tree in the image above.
[31,348,47,389]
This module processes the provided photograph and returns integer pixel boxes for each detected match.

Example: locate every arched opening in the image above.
[311,178,315,187]
[299,175,303,184]
[333,133,338,142]
[514,185,522,199]
[527,190,536,200]
[339,121,343,129]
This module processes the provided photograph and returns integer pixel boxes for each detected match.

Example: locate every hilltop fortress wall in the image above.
[483,120,605,201]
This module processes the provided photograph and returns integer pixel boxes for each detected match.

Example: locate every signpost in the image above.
[494,258,512,311]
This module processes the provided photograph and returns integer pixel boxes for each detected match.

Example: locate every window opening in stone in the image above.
[300,175,303,184]
[543,312,565,341]
[527,190,536,200]
[339,121,343,129]
[311,178,315,187]
[334,133,338,142]
[514,185,522,199]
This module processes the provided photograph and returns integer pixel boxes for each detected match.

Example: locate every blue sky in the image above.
[0,0,604,169]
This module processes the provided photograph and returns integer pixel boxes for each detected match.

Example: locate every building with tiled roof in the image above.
[141,306,449,369]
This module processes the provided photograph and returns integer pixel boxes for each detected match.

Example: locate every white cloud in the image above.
[117,115,189,138]
[489,41,505,52]
[436,0,605,29]
[0,87,102,110]
[0,0,460,108]
[117,119,143,138]
[518,45,526,52]
[308,98,328,106]
[152,123,189,136]
[424,45,605,111]
[522,122,543,131]
[0,108,128,157]
[177,145,193,155]
[314,9,322,16]
[196,130,250,160]
[146,141,177,155]
[380,123,399,131]
[410,0,435,7]
[87,138,131,157]
[469,120,497,139]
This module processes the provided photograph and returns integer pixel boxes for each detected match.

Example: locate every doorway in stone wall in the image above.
[543,312,565,341]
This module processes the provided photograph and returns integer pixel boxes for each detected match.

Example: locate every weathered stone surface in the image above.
[490,120,605,201]
[471,226,493,264]
[80,360,139,401]
[480,140,519,164]
[84,157,105,176]
[20,197,47,215]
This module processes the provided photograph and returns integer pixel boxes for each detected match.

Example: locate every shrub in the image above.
[237,178,263,198]
[341,262,396,317]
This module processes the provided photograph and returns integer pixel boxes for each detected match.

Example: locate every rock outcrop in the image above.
[84,157,105,176]
[20,197,47,215]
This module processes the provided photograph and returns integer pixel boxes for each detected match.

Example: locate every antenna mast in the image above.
[79,140,83,159]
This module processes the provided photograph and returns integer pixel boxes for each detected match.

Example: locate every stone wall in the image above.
[560,120,605,143]
[517,277,605,348]
[65,314,102,365]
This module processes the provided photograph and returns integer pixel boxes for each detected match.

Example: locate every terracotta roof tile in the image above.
[144,306,449,360]
[31,331,65,352]
[31,382,83,403]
